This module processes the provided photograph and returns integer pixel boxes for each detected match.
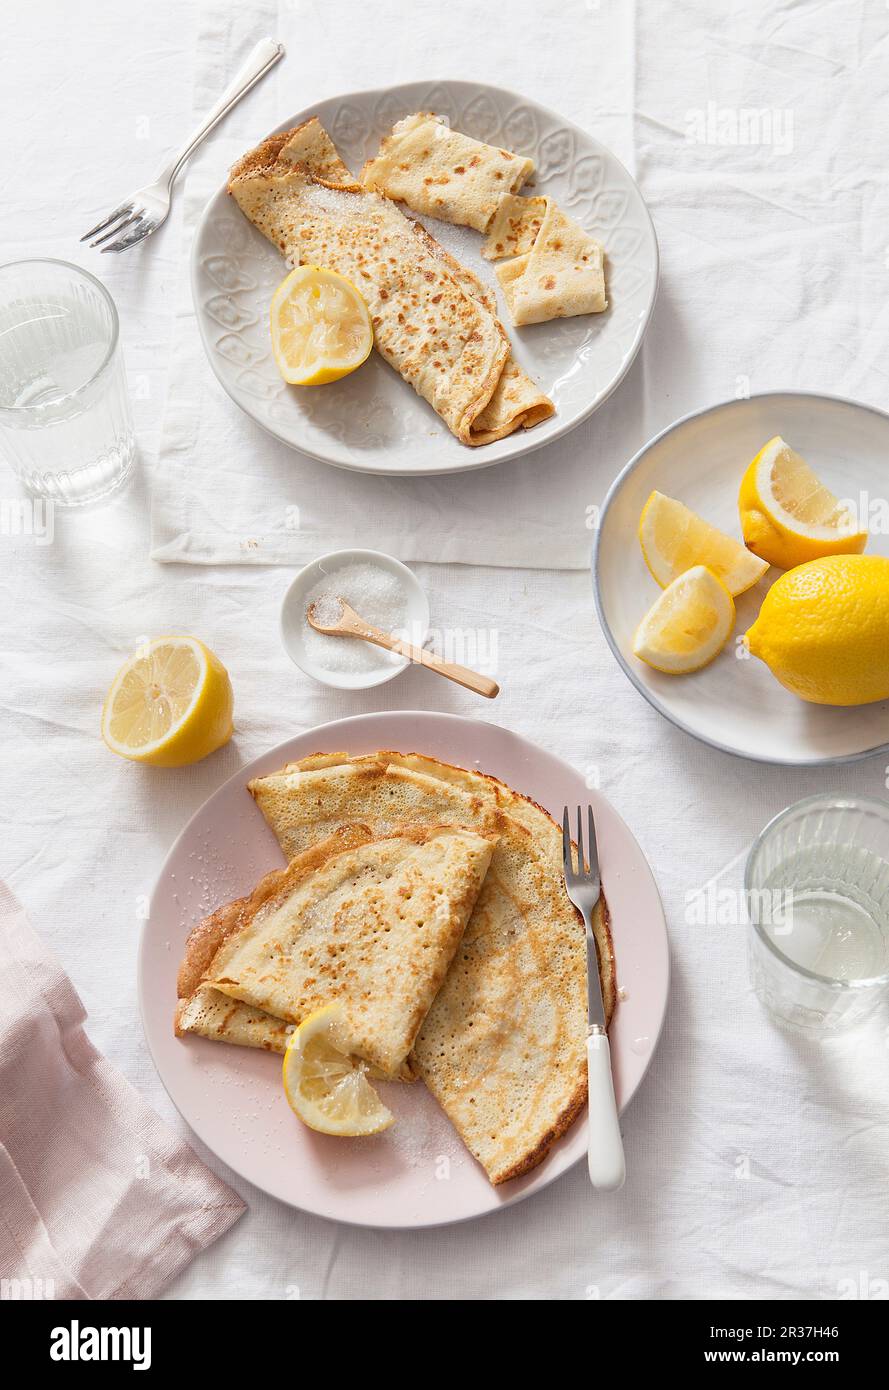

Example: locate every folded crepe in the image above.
[249,751,616,1185]
[360,112,534,232]
[482,194,549,261]
[174,831,370,1062]
[228,121,552,446]
[485,195,607,325]
[176,822,497,1079]
[176,989,293,1052]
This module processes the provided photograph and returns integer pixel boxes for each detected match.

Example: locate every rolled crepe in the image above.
[282,126,550,436]
[492,197,607,326]
[228,123,553,445]
[360,112,534,232]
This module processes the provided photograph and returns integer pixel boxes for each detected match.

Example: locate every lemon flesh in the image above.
[270,266,373,386]
[745,554,889,705]
[101,636,233,767]
[739,436,867,570]
[633,565,736,674]
[282,1004,394,1137]
[639,490,769,596]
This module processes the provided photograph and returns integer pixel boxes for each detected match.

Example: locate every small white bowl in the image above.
[280,548,430,690]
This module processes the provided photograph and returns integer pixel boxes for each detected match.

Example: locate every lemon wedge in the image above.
[639,491,769,596]
[101,636,233,767]
[745,554,889,705]
[282,1004,394,1137]
[270,266,373,386]
[738,436,867,570]
[633,565,735,674]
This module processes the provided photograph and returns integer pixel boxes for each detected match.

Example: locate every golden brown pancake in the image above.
[176,822,496,1079]
[249,752,615,1183]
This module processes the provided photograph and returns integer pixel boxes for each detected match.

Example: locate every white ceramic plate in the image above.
[139,712,669,1228]
[192,79,658,476]
[594,392,889,766]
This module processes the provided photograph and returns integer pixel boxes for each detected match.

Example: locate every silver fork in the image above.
[562,805,626,1191]
[80,36,285,254]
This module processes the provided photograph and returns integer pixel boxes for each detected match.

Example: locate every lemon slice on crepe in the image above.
[633,565,735,674]
[101,636,233,767]
[270,266,373,385]
[639,490,769,596]
[282,1004,394,1137]
[738,436,867,570]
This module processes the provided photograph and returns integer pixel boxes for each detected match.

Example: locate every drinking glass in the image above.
[0,259,135,504]
[745,794,889,1032]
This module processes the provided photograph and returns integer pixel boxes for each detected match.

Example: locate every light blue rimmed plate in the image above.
[593,391,889,766]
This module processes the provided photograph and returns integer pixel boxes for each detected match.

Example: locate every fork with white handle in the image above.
[562,805,626,1191]
[80,36,285,253]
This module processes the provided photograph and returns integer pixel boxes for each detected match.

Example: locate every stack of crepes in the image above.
[176,751,615,1187]
[360,112,608,325]
[228,119,554,446]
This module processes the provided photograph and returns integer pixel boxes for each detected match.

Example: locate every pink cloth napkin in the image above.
[0,884,245,1300]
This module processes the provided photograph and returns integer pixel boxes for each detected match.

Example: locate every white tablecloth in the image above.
[2,0,889,1300]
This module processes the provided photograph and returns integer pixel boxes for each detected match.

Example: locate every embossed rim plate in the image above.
[192,80,658,476]
[139,711,669,1228]
[593,391,889,766]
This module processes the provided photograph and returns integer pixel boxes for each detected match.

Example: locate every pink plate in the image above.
[139,712,669,1228]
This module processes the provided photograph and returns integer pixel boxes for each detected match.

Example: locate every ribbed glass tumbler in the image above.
[745,794,889,1032]
[0,259,135,504]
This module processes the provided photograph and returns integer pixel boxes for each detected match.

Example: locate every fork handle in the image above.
[586,1027,626,1191]
[158,37,285,187]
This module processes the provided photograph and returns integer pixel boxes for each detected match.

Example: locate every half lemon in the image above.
[101,636,234,767]
[633,565,736,674]
[738,435,867,570]
[639,490,769,596]
[270,266,373,386]
[282,1004,394,1137]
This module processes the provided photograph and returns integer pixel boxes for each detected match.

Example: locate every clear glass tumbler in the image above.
[745,794,889,1032]
[0,259,135,504]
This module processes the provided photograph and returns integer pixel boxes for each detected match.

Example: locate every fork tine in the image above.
[587,805,600,881]
[100,219,155,254]
[562,807,573,878]
[576,806,585,876]
[81,202,133,243]
[90,210,142,249]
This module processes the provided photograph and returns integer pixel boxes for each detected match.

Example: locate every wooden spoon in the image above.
[307,598,500,699]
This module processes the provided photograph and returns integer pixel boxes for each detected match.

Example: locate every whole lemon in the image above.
[745,555,889,705]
